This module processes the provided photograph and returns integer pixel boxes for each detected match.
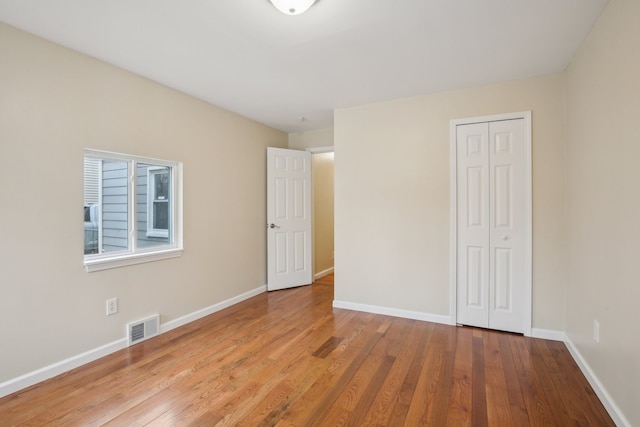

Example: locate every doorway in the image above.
[310,149,334,281]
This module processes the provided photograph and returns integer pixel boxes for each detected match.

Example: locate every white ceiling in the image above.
[0,0,608,133]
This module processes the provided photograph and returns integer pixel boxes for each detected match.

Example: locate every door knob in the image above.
[502,235,509,241]
[268,223,280,229]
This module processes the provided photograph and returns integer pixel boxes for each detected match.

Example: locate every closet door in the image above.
[456,119,525,333]
[456,122,491,329]
[488,119,525,333]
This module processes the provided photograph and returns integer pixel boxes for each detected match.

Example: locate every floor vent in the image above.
[127,314,160,346]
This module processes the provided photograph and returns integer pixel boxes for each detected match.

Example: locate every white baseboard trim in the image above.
[332,300,451,325]
[563,336,631,427]
[530,328,565,341]
[0,284,267,399]
[0,338,128,399]
[161,285,266,334]
[314,267,334,280]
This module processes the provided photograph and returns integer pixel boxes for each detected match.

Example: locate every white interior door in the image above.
[456,117,528,333]
[456,122,491,328]
[488,119,525,332]
[267,147,312,291]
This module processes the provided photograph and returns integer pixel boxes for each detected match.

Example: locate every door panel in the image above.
[467,166,484,227]
[467,246,484,307]
[494,247,512,310]
[267,147,312,291]
[294,179,305,217]
[275,232,287,274]
[494,165,512,228]
[294,231,306,271]
[275,178,287,219]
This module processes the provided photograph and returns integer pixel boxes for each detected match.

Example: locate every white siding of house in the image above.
[101,160,128,252]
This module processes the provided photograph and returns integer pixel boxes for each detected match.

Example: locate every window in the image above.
[146,166,170,238]
[83,149,183,272]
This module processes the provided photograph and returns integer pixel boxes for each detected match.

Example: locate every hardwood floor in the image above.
[0,273,614,426]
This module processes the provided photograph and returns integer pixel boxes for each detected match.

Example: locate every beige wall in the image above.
[335,74,567,327]
[312,153,334,275]
[565,0,640,424]
[0,23,287,383]
[289,128,334,150]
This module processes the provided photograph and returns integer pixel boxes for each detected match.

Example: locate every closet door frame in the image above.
[449,111,532,336]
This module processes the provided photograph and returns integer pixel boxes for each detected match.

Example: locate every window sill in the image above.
[84,248,183,272]
[146,230,169,238]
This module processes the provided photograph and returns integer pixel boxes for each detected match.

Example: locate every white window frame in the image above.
[146,166,170,238]
[84,149,183,272]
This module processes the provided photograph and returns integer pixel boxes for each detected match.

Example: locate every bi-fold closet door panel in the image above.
[456,119,525,333]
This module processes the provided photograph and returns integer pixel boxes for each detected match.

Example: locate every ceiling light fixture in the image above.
[269,0,316,16]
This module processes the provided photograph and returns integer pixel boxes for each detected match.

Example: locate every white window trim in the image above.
[84,247,183,272]
[84,149,183,273]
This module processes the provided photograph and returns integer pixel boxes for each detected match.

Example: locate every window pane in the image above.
[100,160,129,253]
[137,163,172,247]
[154,172,169,200]
[84,159,101,255]
[153,201,169,229]
[84,158,129,255]
[83,205,99,254]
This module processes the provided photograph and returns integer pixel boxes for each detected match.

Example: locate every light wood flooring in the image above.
[0,273,614,426]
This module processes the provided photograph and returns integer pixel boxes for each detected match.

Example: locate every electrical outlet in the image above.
[106,298,118,316]
[593,320,600,343]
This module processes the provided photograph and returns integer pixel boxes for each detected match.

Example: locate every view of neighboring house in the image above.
[84,158,171,254]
